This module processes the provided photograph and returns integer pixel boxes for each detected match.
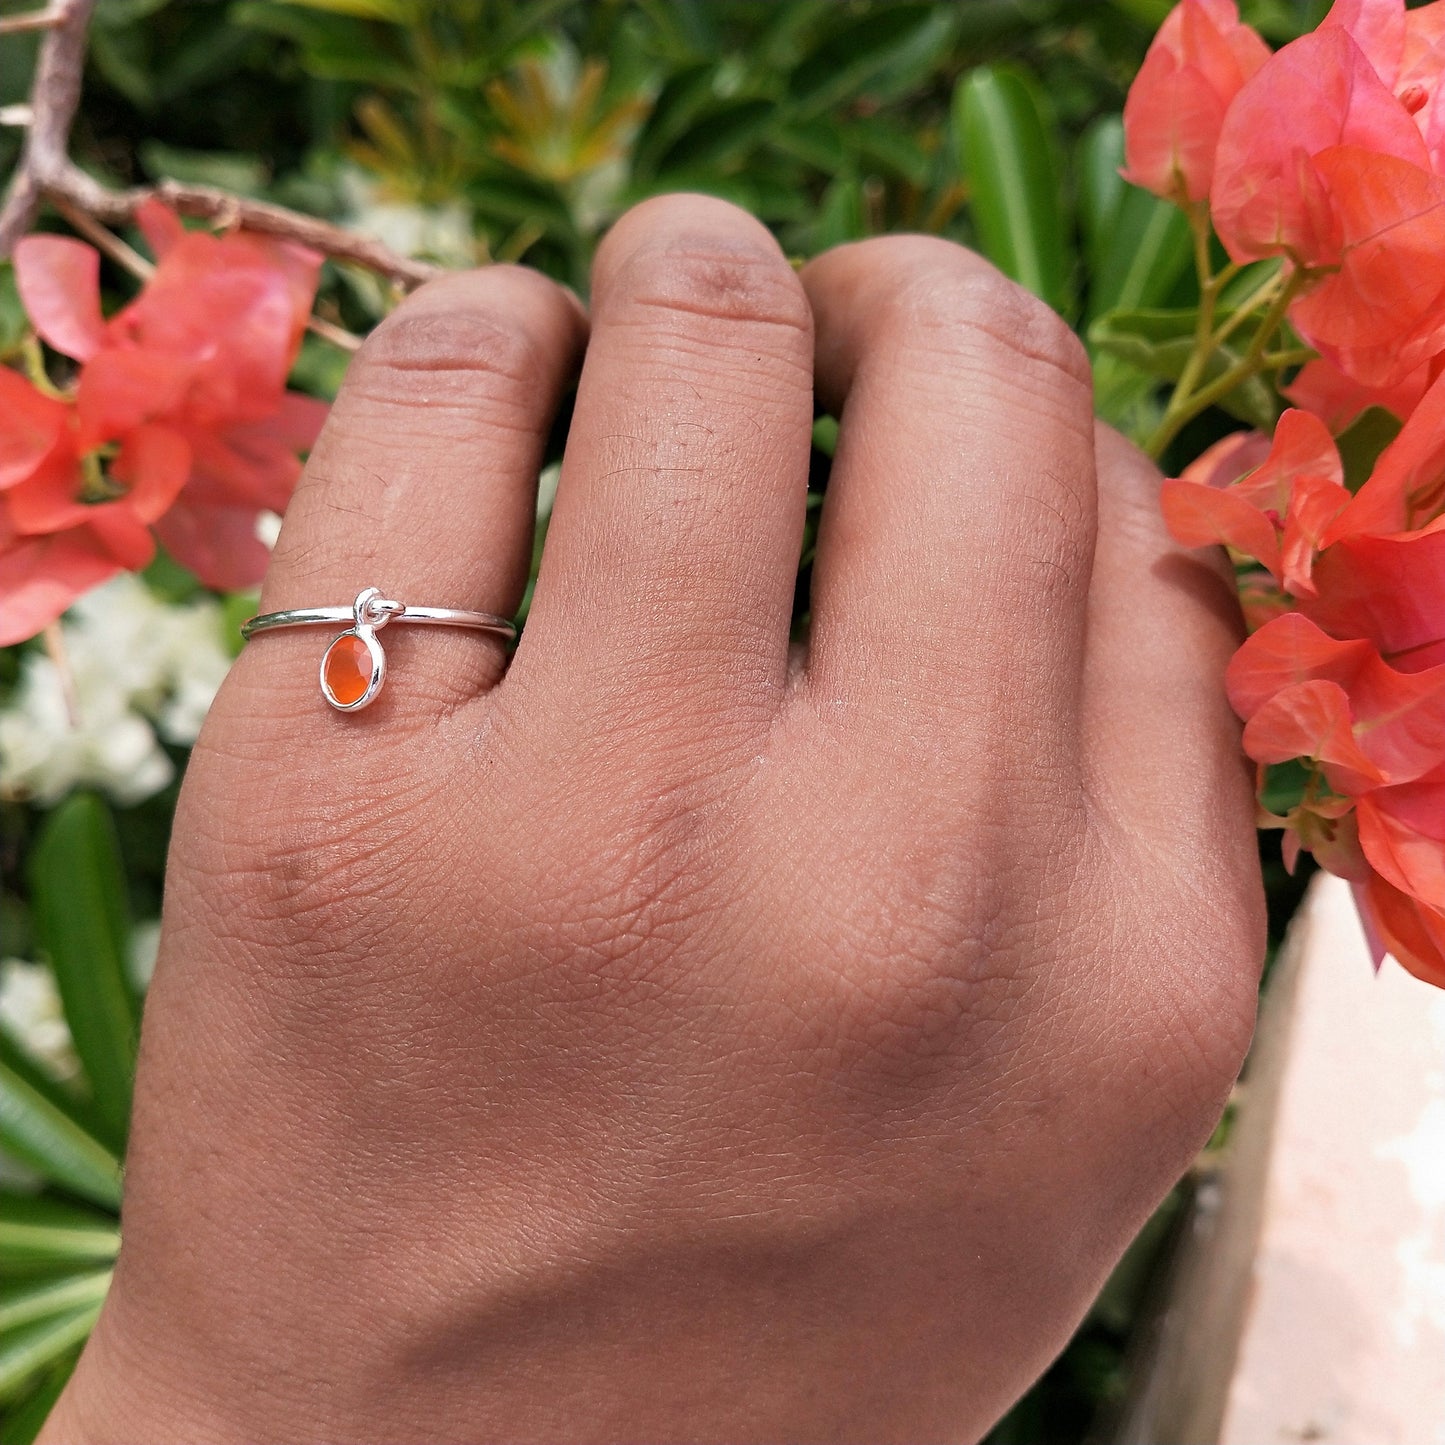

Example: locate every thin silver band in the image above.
[241,598,515,641]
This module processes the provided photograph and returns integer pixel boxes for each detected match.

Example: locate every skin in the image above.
[41,194,1263,1444]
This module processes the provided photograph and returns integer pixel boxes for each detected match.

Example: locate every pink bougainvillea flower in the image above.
[1283,354,1436,429]
[1287,146,1445,386]
[1320,0,1407,82]
[1161,408,1349,594]
[1358,870,1445,987]
[1241,678,1386,794]
[1228,613,1445,786]
[1305,530,1445,670]
[1121,0,1270,203]
[1176,427,1272,490]
[0,509,155,648]
[1325,368,1445,537]
[1209,22,1445,386]
[12,235,107,362]
[1398,0,1445,167]
[3,203,327,632]
[1321,0,1445,168]
[1356,765,1445,909]
[0,368,192,642]
[1210,26,1428,265]
[1280,375,1445,668]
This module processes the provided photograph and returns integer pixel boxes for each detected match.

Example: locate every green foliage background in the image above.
[0,1,1329,1439]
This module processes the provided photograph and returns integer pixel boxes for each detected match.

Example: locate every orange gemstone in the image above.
[322,632,374,707]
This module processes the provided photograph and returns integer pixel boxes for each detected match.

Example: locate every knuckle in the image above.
[609,230,812,342]
[857,235,1090,390]
[817,847,1043,1093]
[355,280,550,397]
[919,265,1089,389]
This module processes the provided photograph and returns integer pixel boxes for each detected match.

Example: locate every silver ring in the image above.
[241,587,515,712]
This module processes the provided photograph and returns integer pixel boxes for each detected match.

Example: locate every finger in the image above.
[515,194,813,745]
[239,267,585,720]
[1082,423,1257,853]
[797,238,1097,785]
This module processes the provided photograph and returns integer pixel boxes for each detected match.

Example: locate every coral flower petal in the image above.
[13,235,107,362]
[0,370,69,491]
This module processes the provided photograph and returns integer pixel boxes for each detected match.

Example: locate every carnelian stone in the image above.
[323,632,373,706]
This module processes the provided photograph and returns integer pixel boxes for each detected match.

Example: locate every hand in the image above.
[43,194,1263,1445]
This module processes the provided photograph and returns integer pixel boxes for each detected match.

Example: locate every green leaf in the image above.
[0,1194,120,1270]
[649,97,776,173]
[955,65,1070,312]
[805,175,868,251]
[1106,0,1174,24]
[0,1059,122,1210]
[0,1302,103,1399]
[0,1350,76,1445]
[0,265,28,359]
[791,4,957,118]
[0,1271,112,1335]
[1077,116,1126,289]
[1092,354,1163,441]
[1259,758,1313,817]
[1337,406,1403,493]
[0,1027,117,1160]
[30,796,137,1142]
[1090,186,1193,319]
[1089,307,1277,429]
[138,142,269,195]
[271,0,411,19]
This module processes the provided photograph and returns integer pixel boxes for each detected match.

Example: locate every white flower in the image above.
[0,575,234,806]
[339,167,479,269]
[0,958,78,1080]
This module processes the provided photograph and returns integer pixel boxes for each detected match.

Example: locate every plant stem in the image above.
[1170,206,1224,407]
[1144,261,1309,460]
[1210,268,1283,350]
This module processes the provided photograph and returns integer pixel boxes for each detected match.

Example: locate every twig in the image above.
[0,0,440,292]
[41,621,80,727]
[0,5,66,35]
[47,203,365,349]
[305,314,363,352]
[50,194,153,277]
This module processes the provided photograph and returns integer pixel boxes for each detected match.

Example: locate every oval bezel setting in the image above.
[320,626,385,711]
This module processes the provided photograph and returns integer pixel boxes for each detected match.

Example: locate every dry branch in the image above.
[0,0,440,293]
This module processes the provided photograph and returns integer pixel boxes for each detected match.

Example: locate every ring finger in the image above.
[230,266,585,726]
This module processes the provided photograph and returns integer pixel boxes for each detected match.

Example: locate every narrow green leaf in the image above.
[0,1302,102,1398]
[955,65,1070,312]
[1077,116,1126,285]
[792,5,958,119]
[0,1192,120,1268]
[0,1220,120,1269]
[30,795,137,1141]
[1090,186,1193,319]
[271,0,411,19]
[0,1027,117,1157]
[0,1271,112,1334]
[0,1061,122,1209]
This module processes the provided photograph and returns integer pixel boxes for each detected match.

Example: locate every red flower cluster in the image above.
[1136,0,1445,986]
[0,201,327,646]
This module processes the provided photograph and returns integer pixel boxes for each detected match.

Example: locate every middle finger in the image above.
[513,195,814,753]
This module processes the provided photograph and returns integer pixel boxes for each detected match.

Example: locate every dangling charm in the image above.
[319,588,398,711]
